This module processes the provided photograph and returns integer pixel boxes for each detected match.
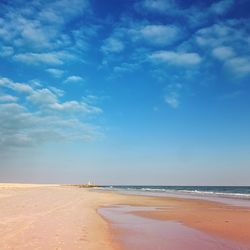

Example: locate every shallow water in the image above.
[119,190,250,208]
[99,205,249,250]
[96,186,250,208]
[95,188,250,208]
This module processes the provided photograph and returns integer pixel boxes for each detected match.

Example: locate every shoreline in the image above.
[0,184,250,249]
[99,205,249,250]
[96,189,250,248]
[98,186,250,207]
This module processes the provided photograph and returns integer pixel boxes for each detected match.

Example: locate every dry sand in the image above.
[1,184,250,249]
[0,184,121,250]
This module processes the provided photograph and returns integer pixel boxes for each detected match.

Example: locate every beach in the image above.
[0,184,250,249]
[0,184,120,250]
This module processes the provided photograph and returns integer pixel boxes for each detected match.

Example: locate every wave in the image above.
[101,186,250,199]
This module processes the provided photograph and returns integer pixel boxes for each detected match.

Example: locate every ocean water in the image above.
[98,186,250,205]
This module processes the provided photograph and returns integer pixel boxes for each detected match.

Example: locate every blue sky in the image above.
[0,0,250,185]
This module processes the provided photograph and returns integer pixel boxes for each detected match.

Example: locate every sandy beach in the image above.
[0,184,250,249]
[1,0,249,247]
[0,184,121,250]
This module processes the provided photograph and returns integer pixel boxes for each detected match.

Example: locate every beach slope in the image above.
[0,184,119,250]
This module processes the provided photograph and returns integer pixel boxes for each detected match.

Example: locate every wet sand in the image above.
[98,190,250,249]
[0,184,250,249]
[99,205,248,250]
[127,195,250,246]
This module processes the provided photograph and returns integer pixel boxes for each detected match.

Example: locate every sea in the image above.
[97,185,250,207]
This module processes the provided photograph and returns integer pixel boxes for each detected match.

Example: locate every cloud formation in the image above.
[0,0,89,50]
[135,0,175,14]
[46,68,64,78]
[0,94,17,102]
[194,19,250,77]
[0,0,249,131]
[210,0,234,15]
[149,51,202,66]
[164,83,182,108]
[0,76,103,149]
[101,37,125,54]
[225,57,250,76]
[212,46,235,60]
[14,52,75,65]
[131,24,181,46]
[64,76,84,84]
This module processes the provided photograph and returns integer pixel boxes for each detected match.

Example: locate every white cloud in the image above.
[0,46,14,57]
[51,101,102,113]
[0,75,103,149]
[101,37,124,54]
[26,87,102,115]
[27,88,58,106]
[195,21,248,50]
[164,94,179,108]
[0,103,101,149]
[38,0,89,25]
[164,83,182,108]
[212,46,235,60]
[149,51,202,66]
[225,57,250,76]
[0,12,53,49]
[0,104,36,144]
[0,77,13,87]
[195,23,231,47]
[46,68,64,78]
[9,82,34,93]
[0,0,90,52]
[0,77,34,93]
[135,0,234,29]
[82,94,99,104]
[0,94,17,102]
[29,79,43,88]
[0,76,102,117]
[113,62,140,75]
[49,87,65,97]
[72,28,91,52]
[136,0,175,13]
[64,75,84,83]
[13,52,71,65]
[134,24,180,46]
[194,20,250,77]
[210,0,234,15]
[18,19,56,48]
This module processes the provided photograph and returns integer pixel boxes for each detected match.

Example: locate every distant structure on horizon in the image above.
[87,180,98,187]
[65,181,99,188]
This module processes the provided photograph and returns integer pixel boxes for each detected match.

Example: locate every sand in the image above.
[99,205,249,250]
[1,184,250,249]
[0,184,121,250]
[125,195,250,245]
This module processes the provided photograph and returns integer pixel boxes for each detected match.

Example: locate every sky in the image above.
[0,0,250,185]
